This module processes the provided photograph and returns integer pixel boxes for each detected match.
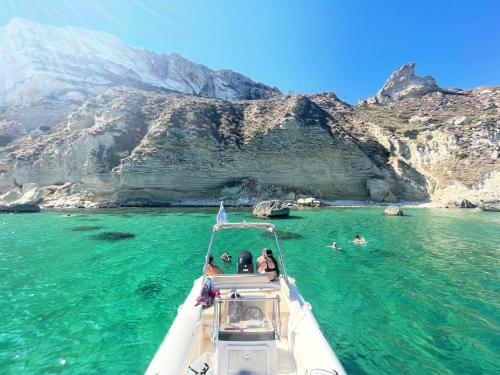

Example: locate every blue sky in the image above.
[1,0,499,103]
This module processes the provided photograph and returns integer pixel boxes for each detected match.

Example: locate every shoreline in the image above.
[36,198,440,211]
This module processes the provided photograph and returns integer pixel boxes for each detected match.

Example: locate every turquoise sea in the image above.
[1,207,499,374]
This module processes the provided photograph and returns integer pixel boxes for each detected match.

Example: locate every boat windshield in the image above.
[213,296,281,341]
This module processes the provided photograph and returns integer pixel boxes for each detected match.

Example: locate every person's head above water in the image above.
[355,234,361,239]
[265,249,273,257]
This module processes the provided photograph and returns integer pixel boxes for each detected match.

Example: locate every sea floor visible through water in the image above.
[1,207,499,374]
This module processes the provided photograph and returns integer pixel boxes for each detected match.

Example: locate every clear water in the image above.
[1,208,499,374]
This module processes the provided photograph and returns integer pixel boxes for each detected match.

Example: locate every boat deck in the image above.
[196,276,296,374]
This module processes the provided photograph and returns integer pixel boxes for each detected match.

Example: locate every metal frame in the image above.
[202,222,289,285]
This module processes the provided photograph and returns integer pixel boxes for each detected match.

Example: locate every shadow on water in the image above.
[253,215,304,220]
[71,226,103,232]
[271,215,304,220]
[260,230,304,240]
[342,355,372,375]
[135,280,163,299]
[92,232,136,241]
[74,216,100,222]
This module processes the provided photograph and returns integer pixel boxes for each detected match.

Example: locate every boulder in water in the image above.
[384,206,404,216]
[0,184,43,213]
[478,201,500,212]
[296,197,321,207]
[253,200,290,218]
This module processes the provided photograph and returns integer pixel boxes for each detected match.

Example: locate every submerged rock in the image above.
[136,280,163,299]
[384,206,404,216]
[261,230,304,240]
[93,232,136,241]
[253,200,290,218]
[71,226,103,232]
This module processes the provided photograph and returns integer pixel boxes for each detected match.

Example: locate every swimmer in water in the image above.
[326,242,342,251]
[353,234,366,245]
[220,252,232,263]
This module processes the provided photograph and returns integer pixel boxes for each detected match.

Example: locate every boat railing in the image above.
[212,295,281,343]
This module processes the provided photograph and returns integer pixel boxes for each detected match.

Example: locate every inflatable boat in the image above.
[145,222,346,375]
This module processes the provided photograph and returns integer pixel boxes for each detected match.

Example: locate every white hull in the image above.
[145,275,346,375]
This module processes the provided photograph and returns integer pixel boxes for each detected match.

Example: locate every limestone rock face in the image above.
[0,18,280,148]
[0,21,498,208]
[354,86,500,208]
[1,82,498,208]
[0,188,21,203]
[253,200,290,218]
[367,178,397,202]
[460,199,476,208]
[369,63,440,103]
[452,116,471,126]
[0,89,393,205]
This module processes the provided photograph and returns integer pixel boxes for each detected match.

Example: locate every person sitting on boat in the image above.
[220,252,232,263]
[206,255,224,276]
[256,248,280,281]
[353,234,366,245]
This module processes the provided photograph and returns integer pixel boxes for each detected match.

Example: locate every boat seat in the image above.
[211,274,281,290]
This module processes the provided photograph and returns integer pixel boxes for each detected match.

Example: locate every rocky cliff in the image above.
[0,18,280,140]
[0,20,498,208]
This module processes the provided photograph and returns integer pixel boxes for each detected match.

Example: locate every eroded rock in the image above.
[296,197,321,207]
[368,63,440,103]
[460,199,476,208]
[452,116,471,126]
[367,179,398,202]
[384,206,403,216]
[253,200,290,218]
[0,184,42,213]
[478,201,500,212]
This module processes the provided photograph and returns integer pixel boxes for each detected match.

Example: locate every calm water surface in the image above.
[1,208,499,374]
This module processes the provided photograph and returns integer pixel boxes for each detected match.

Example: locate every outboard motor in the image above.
[237,250,254,273]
